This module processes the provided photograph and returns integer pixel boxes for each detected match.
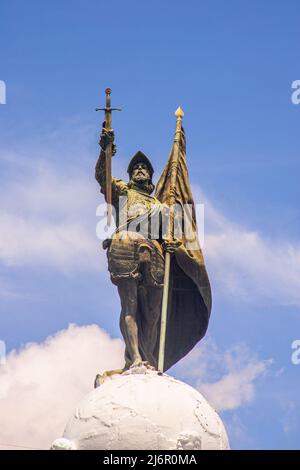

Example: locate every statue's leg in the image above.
[117,278,142,367]
[146,286,163,357]
[119,314,131,369]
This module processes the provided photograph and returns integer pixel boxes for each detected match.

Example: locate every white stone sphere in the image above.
[59,367,229,450]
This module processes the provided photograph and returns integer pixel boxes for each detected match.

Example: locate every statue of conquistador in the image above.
[95,127,169,369]
[95,107,212,374]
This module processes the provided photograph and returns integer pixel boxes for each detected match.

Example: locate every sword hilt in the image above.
[95,88,122,130]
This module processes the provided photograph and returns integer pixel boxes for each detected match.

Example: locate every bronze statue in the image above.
[95,89,211,375]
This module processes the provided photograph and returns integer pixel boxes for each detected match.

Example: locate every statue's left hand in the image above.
[162,239,182,254]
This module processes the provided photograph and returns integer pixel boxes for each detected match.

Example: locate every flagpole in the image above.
[158,106,184,374]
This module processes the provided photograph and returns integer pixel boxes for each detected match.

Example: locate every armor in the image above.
[96,148,165,287]
[107,232,164,287]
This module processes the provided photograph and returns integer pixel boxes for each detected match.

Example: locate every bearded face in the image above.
[131,163,151,185]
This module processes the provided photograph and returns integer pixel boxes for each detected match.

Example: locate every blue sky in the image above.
[0,0,300,450]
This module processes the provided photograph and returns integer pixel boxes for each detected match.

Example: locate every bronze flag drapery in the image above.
[154,123,212,371]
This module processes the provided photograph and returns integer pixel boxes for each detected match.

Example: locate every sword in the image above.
[96,88,122,226]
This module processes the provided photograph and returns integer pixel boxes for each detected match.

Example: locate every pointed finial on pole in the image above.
[174,107,184,142]
[175,106,184,119]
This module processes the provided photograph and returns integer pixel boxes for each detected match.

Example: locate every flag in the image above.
[154,125,212,371]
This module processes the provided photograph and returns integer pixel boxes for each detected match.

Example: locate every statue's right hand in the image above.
[99,128,115,151]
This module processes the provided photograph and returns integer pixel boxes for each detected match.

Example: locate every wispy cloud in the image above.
[280,400,298,436]
[193,188,300,306]
[0,324,124,450]
[200,355,269,412]
[0,277,21,299]
[172,338,271,412]
[0,162,104,272]
[223,413,251,449]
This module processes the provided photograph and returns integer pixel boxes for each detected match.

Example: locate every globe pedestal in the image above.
[51,365,229,450]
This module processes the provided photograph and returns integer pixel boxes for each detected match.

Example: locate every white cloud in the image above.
[0,323,270,450]
[0,324,124,450]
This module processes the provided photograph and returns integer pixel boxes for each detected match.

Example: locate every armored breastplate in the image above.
[117,188,162,239]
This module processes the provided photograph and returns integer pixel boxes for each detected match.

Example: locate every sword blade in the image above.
[105,142,112,226]
[105,89,112,226]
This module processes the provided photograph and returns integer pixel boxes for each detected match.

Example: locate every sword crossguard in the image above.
[95,88,122,130]
[95,107,122,112]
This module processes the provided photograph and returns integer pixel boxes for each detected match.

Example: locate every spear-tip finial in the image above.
[175,106,184,119]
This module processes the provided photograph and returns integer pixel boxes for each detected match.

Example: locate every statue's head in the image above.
[127,151,154,194]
